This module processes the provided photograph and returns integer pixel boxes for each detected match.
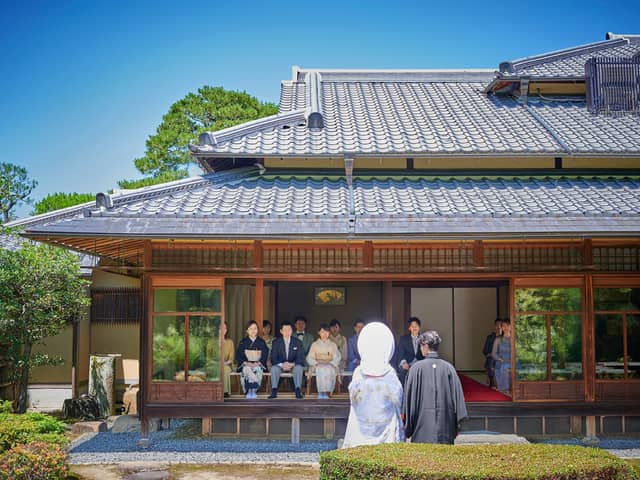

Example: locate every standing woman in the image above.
[307,324,341,399]
[221,321,235,398]
[261,320,275,353]
[236,320,269,399]
[492,319,512,393]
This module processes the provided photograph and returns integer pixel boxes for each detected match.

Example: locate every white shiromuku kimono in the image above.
[306,339,341,393]
[342,322,405,448]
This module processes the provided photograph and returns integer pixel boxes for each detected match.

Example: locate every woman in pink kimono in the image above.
[342,322,404,448]
[306,324,341,399]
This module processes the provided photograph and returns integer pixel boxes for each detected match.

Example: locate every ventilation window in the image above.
[586,57,640,114]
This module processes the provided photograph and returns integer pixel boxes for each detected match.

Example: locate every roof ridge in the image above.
[191,109,308,153]
[500,38,629,74]
[5,168,263,228]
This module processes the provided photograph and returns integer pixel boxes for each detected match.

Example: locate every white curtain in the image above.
[225,285,255,346]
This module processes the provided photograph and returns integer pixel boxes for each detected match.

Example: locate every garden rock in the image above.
[63,394,101,420]
[72,421,108,434]
[109,415,160,433]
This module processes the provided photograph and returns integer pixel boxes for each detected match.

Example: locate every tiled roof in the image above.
[22,168,640,239]
[279,81,307,113]
[500,38,640,77]
[192,60,640,158]
[194,79,573,157]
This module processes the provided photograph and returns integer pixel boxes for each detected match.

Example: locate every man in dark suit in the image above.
[269,321,305,399]
[396,317,424,385]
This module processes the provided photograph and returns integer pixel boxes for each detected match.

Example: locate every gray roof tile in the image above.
[194,81,569,156]
[22,169,640,239]
[501,38,640,77]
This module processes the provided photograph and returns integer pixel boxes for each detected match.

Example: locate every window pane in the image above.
[154,289,221,312]
[628,315,640,380]
[516,315,547,381]
[188,315,221,382]
[152,316,185,382]
[595,314,625,380]
[551,315,582,380]
[594,288,640,311]
[515,288,581,312]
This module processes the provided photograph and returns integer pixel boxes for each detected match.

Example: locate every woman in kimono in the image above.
[306,324,341,399]
[492,319,512,393]
[236,320,269,399]
[221,321,235,398]
[342,322,404,448]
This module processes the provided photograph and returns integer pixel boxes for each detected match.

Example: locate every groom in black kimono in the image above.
[403,330,468,444]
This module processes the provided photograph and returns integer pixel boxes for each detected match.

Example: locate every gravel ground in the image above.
[68,421,640,465]
[534,437,640,459]
[69,421,335,465]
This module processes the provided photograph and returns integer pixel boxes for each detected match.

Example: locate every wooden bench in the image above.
[230,370,353,396]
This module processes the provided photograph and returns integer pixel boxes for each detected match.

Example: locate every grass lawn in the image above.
[627,459,640,475]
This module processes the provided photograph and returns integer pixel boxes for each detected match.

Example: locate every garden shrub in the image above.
[0,401,12,414]
[320,443,639,480]
[0,411,68,453]
[0,441,69,480]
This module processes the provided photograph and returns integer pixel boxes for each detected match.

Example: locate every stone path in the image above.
[72,463,320,480]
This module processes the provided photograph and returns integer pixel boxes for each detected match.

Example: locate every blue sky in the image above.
[1,0,638,218]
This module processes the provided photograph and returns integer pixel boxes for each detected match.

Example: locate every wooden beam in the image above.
[363,241,373,270]
[583,239,593,267]
[255,278,264,332]
[473,240,484,268]
[253,240,264,270]
[384,281,393,326]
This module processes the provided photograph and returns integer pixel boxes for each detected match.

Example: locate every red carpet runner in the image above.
[458,373,511,402]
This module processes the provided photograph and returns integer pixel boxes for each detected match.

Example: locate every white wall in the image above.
[411,287,497,370]
[411,288,454,363]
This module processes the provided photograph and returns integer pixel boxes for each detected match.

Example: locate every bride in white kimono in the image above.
[306,324,341,399]
[342,321,404,448]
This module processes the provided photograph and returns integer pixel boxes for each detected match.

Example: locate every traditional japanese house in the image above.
[10,32,640,440]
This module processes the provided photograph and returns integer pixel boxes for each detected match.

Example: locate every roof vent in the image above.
[95,192,113,210]
[307,112,324,130]
[586,57,640,114]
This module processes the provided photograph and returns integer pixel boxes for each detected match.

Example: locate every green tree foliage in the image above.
[32,192,94,215]
[120,86,278,187]
[117,169,187,190]
[0,163,37,223]
[0,238,90,413]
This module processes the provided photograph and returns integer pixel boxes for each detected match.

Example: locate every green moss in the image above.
[320,444,639,480]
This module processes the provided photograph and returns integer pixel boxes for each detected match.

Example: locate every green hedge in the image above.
[0,441,69,480]
[320,443,638,480]
[0,412,68,453]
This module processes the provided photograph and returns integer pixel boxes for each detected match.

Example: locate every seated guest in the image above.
[221,321,235,398]
[347,319,365,371]
[261,320,275,353]
[396,317,424,385]
[342,322,404,447]
[307,324,342,399]
[269,321,305,399]
[236,320,269,399]
[294,315,314,358]
[329,319,347,371]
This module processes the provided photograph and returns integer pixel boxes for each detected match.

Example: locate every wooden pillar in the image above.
[201,417,212,435]
[584,274,596,402]
[291,417,300,444]
[585,415,598,440]
[255,278,264,332]
[384,281,393,327]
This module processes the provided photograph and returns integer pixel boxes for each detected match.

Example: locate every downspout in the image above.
[344,157,356,235]
[524,104,572,155]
